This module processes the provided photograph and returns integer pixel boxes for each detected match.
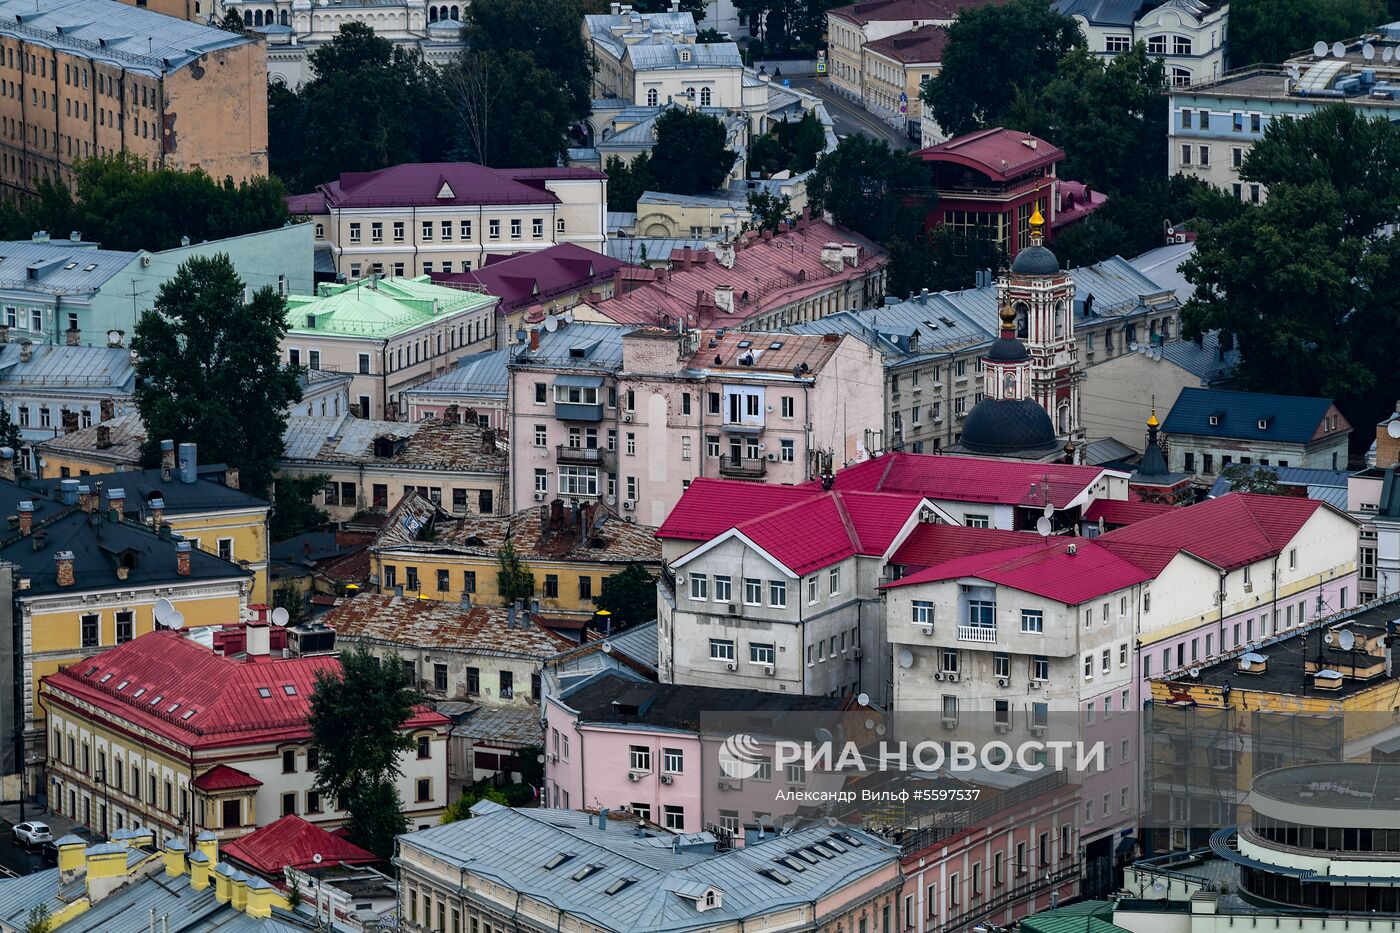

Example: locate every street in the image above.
[785,76,918,150]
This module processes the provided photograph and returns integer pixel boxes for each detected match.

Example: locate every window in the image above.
[1173,35,1192,55]
[510,219,522,239]
[711,575,731,603]
[941,649,959,673]
[80,614,99,648]
[1198,145,1210,166]
[662,747,684,774]
[416,778,431,803]
[744,578,762,605]
[780,439,795,462]
[750,643,775,665]
[1147,34,1166,54]
[710,639,735,661]
[282,793,296,817]
[967,600,994,628]
[1021,609,1043,633]
[1180,143,1191,166]
[769,580,787,607]
[500,671,514,699]
[964,513,990,529]
[532,218,544,239]
[579,576,592,600]
[282,749,297,773]
[993,653,1010,679]
[663,805,685,830]
[489,219,500,239]
[912,600,932,625]
[1032,656,1049,681]
[690,573,708,600]
[1106,35,1131,53]
[433,663,448,692]
[543,574,559,598]
[115,611,133,644]
[629,745,652,772]
[466,667,480,695]
[829,567,841,595]
[349,222,361,243]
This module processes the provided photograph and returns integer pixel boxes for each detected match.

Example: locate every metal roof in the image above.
[404,348,511,400]
[400,802,898,933]
[0,343,135,394]
[626,41,743,71]
[604,238,720,263]
[1128,241,1196,302]
[0,240,137,295]
[1162,387,1345,445]
[0,0,254,77]
[284,276,496,339]
[1142,331,1238,384]
[280,414,507,473]
[506,321,628,370]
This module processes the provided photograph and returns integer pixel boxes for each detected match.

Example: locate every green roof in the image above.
[284,276,496,339]
[1020,901,1123,933]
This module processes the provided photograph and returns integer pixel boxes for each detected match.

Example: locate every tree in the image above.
[270,473,331,540]
[593,563,658,629]
[604,154,656,212]
[218,8,247,32]
[745,190,793,233]
[696,28,728,43]
[0,404,21,456]
[131,255,302,498]
[24,905,52,933]
[0,154,289,253]
[268,24,457,191]
[885,226,1006,299]
[923,0,1082,139]
[748,111,825,177]
[272,580,309,626]
[496,542,535,604]
[440,785,509,824]
[649,109,736,196]
[1229,0,1385,67]
[807,135,929,243]
[309,645,421,858]
[1220,464,1283,495]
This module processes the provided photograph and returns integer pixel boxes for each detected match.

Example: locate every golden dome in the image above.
[1029,205,1045,233]
[998,301,1016,328]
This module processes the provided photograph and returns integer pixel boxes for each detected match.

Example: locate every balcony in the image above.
[719,456,768,479]
[720,420,765,435]
[556,445,612,468]
[956,624,997,643]
[554,401,603,422]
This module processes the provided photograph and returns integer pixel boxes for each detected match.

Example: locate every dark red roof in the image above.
[863,23,950,63]
[890,522,1040,569]
[292,162,604,212]
[1082,498,1176,528]
[222,814,378,876]
[828,0,1003,25]
[885,538,1153,605]
[918,127,1063,182]
[1098,492,1340,574]
[658,478,819,541]
[42,630,448,751]
[824,452,1113,509]
[431,243,629,315]
[191,764,262,792]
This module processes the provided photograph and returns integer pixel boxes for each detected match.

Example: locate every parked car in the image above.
[12,822,51,846]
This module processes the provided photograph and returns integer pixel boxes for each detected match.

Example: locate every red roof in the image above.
[431,243,630,315]
[222,815,378,876]
[587,218,886,328]
[885,539,1153,605]
[1098,492,1337,574]
[890,522,1040,569]
[825,452,1113,509]
[863,23,950,63]
[292,162,604,212]
[191,764,262,792]
[1082,498,1176,528]
[918,127,1063,182]
[1053,180,1108,229]
[658,478,819,541]
[42,630,448,751]
[828,0,1003,25]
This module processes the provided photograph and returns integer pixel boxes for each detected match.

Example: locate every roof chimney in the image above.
[59,478,79,505]
[224,467,239,491]
[78,484,96,513]
[245,617,270,658]
[160,439,176,480]
[18,500,32,536]
[96,424,112,449]
[65,326,80,347]
[0,447,13,484]
[106,487,125,522]
[55,550,75,587]
[529,328,541,351]
[178,443,198,484]
[19,340,32,364]
[176,540,192,576]
[149,497,165,529]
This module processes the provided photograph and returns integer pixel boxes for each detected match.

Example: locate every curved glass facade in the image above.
[1251,813,1400,853]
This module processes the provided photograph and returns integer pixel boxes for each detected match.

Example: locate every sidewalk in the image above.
[0,801,86,838]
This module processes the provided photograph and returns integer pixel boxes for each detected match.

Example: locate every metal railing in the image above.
[719,456,767,478]
[956,624,997,643]
[555,444,610,466]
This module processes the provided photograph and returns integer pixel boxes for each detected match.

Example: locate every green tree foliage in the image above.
[627,0,706,17]
[218,8,247,32]
[748,111,825,176]
[649,109,737,195]
[440,785,509,824]
[1220,464,1283,495]
[0,154,288,253]
[272,580,309,626]
[604,154,656,212]
[24,905,52,933]
[270,473,331,540]
[309,644,421,858]
[885,226,1006,299]
[807,135,929,243]
[269,24,456,191]
[496,542,535,604]
[1229,0,1386,67]
[923,0,1081,139]
[0,404,21,456]
[131,255,301,498]
[696,28,728,43]
[735,0,840,55]
[745,190,794,233]
[1182,106,1400,437]
[593,563,658,629]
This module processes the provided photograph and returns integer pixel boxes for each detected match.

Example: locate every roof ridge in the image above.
[830,492,863,554]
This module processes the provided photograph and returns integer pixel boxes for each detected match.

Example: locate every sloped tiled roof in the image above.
[726,489,925,575]
[919,127,1063,181]
[863,23,950,63]
[889,522,1040,569]
[827,451,1114,509]
[322,593,578,657]
[222,814,377,875]
[191,764,262,792]
[431,243,629,315]
[657,478,817,541]
[1082,498,1176,527]
[296,163,603,212]
[1162,387,1348,445]
[885,538,1153,604]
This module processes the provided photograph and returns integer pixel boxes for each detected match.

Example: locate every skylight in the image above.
[133,688,146,698]
[167,703,179,713]
[571,863,604,882]
[604,877,637,896]
[282,684,297,696]
[257,687,272,698]
[769,341,783,350]
[758,868,791,885]
[85,666,98,676]
[182,710,195,720]
[792,850,819,864]
[775,857,806,873]
[543,852,577,870]
[82,264,97,272]
[833,831,863,847]
[150,695,163,705]
[116,681,128,691]
[824,839,847,853]
[99,673,113,683]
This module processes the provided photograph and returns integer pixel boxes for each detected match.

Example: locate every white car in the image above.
[12,822,51,846]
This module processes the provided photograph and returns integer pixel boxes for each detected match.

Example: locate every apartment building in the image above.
[282,276,498,421]
[826,0,974,103]
[41,626,449,842]
[0,342,134,471]
[1055,0,1228,88]
[0,0,267,198]
[584,7,746,107]
[288,162,607,280]
[1161,387,1352,481]
[861,25,948,134]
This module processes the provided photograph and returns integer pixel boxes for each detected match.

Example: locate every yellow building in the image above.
[860,25,946,132]
[371,493,661,622]
[35,437,274,604]
[1,481,250,787]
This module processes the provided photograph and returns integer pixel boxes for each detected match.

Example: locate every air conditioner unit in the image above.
[717,780,734,791]
[1031,725,1047,737]
[622,412,634,422]
[546,752,558,762]
[725,661,737,672]
[627,771,642,782]
[660,774,674,784]
[140,255,152,268]
[727,604,738,615]
[533,492,546,502]
[995,723,1011,734]
[622,499,636,511]
[1029,679,1044,689]
[921,626,933,637]
[764,665,775,677]
[941,717,958,729]
[996,676,1010,688]
[766,453,778,461]
[945,672,959,683]
[933,671,945,682]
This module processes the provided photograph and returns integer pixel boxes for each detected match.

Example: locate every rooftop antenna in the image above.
[154,598,184,630]
[1035,516,1052,537]
[1363,42,1376,60]
[1313,41,1328,57]
[1332,41,1346,58]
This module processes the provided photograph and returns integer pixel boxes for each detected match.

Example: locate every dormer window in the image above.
[679,49,691,62]
[1257,418,1269,430]
[1208,414,1220,426]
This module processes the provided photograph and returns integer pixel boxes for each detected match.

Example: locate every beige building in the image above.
[826,0,964,103]
[281,276,498,421]
[289,162,608,280]
[861,24,946,131]
[0,0,267,198]
[278,413,508,522]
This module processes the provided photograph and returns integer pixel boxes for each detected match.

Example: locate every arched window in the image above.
[1171,67,1191,88]
[253,9,263,25]
[1012,301,1029,339]
[429,6,437,20]
[700,86,711,106]
[1054,301,1065,338]
[646,88,658,106]
[280,9,289,24]
[450,4,459,18]
[1058,402,1070,434]
[243,10,253,24]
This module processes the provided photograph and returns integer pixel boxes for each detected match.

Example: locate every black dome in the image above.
[1011,244,1059,276]
[987,335,1029,362]
[960,398,1058,454]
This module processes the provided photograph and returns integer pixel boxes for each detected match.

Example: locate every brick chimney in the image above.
[529,328,541,351]
[149,497,165,528]
[65,327,80,347]
[176,540,192,576]
[99,398,115,421]
[0,447,15,484]
[17,500,32,536]
[106,487,124,522]
[77,484,96,513]
[95,424,112,449]
[55,550,75,587]
[224,467,239,491]
[160,439,176,481]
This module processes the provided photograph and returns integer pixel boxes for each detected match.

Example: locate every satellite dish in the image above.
[1313,41,1328,57]
[1363,42,1376,60]
[1188,667,1200,678]
[544,316,559,333]
[154,598,176,627]
[856,692,870,707]
[1333,41,1346,58]
[601,641,613,654]
[1035,516,1053,537]
[1339,630,1356,651]
[1042,502,1054,519]
[271,606,290,626]
[167,609,185,630]
[312,853,323,864]
[563,310,576,324]
[1324,631,1335,645]
[1387,420,1400,439]
[897,648,914,669]
[1288,63,1302,80]
[1153,881,1167,896]
[1387,47,1396,62]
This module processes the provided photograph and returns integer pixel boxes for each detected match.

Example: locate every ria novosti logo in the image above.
[718,733,767,780]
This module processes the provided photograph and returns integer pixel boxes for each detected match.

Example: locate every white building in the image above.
[1055,0,1229,88]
